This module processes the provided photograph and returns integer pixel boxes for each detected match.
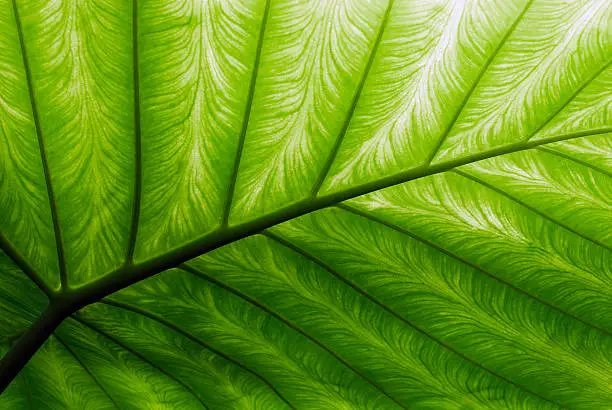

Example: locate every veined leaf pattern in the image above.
[0,1,59,289]
[533,66,612,140]
[270,206,612,408]
[545,132,612,171]
[185,236,559,408]
[458,146,612,247]
[433,0,611,162]
[0,253,46,345]
[0,0,611,408]
[135,0,266,261]
[321,0,527,193]
[16,0,135,285]
[229,0,388,223]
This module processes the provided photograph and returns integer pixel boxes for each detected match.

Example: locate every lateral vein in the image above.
[126,0,142,264]
[68,315,208,409]
[453,169,612,252]
[262,229,564,408]
[97,298,294,410]
[425,0,535,166]
[536,146,612,178]
[22,372,33,409]
[65,128,610,309]
[311,0,396,196]
[179,263,407,409]
[0,234,54,298]
[11,0,67,289]
[337,202,610,335]
[222,0,272,226]
[53,332,121,409]
[524,60,611,142]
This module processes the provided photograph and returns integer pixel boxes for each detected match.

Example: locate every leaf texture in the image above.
[320,0,528,193]
[432,0,611,162]
[270,206,611,407]
[0,0,611,408]
[0,2,59,289]
[134,0,267,260]
[15,0,135,285]
[2,0,610,286]
[545,132,612,171]
[0,252,46,346]
[532,66,612,140]
[228,0,388,223]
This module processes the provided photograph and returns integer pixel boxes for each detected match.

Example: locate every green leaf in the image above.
[1,0,611,408]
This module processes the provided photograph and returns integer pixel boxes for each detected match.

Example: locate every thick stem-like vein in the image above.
[0,129,607,395]
[0,300,72,393]
[179,264,406,409]
[58,129,608,309]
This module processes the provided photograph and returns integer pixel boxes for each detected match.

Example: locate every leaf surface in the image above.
[0,0,611,408]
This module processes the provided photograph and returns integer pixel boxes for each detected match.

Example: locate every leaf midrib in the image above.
[6,0,609,312]
[1,1,610,404]
[53,127,610,306]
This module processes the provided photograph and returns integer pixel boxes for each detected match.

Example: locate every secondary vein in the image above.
[68,314,209,409]
[126,0,142,264]
[53,333,121,409]
[425,0,535,166]
[337,202,610,335]
[311,0,395,196]
[222,0,271,227]
[63,128,609,308]
[97,298,295,410]
[536,146,612,178]
[22,372,33,409]
[179,264,407,409]
[262,229,563,408]
[453,169,612,252]
[11,0,67,290]
[524,60,611,142]
[0,234,54,298]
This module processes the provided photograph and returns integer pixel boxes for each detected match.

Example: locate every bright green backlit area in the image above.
[0,0,610,408]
